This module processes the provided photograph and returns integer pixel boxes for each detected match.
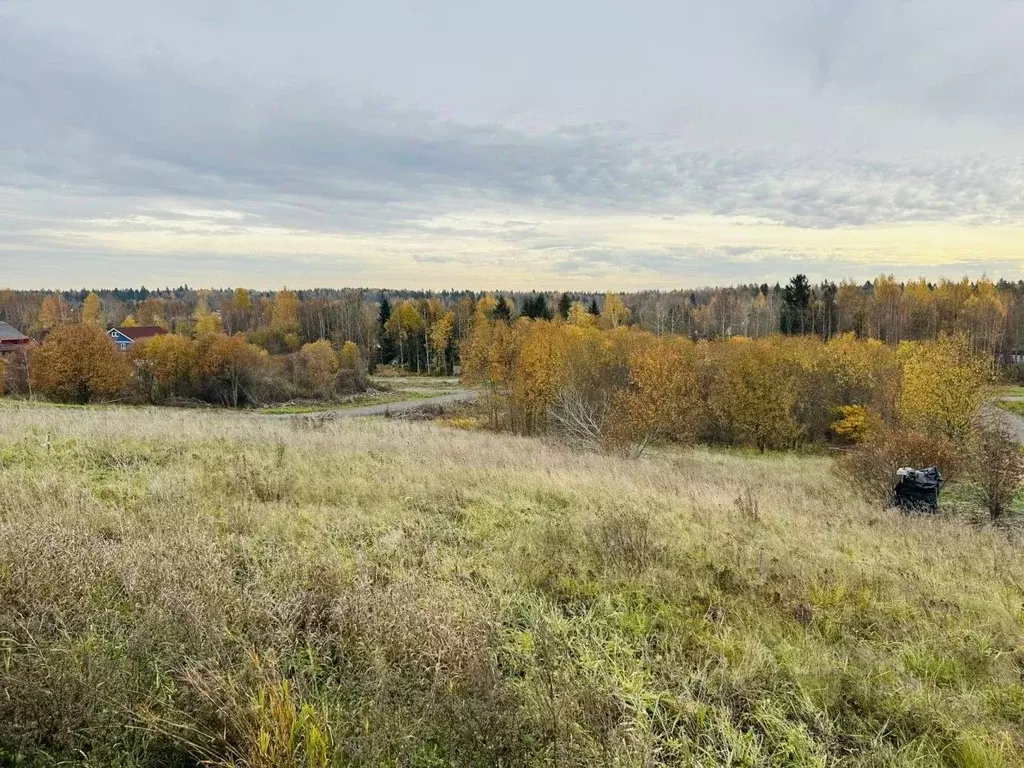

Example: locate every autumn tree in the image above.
[81,292,103,327]
[897,335,986,444]
[194,308,224,335]
[384,300,425,370]
[272,288,301,333]
[39,295,71,331]
[599,293,631,329]
[130,334,198,401]
[566,301,597,327]
[29,324,130,403]
[339,340,361,371]
[615,334,705,449]
[301,339,340,395]
[134,298,168,328]
[710,339,803,451]
[197,334,267,407]
[428,310,455,374]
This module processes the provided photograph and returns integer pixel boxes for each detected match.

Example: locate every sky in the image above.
[1,0,1023,290]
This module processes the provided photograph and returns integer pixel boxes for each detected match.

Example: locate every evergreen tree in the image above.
[493,295,513,323]
[522,292,552,320]
[378,293,397,364]
[557,292,573,319]
[780,274,812,335]
[588,298,600,316]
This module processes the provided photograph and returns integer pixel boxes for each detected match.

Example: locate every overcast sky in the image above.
[2,0,1022,290]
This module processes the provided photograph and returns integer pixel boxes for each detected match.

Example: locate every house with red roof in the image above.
[107,326,168,351]
[0,321,29,354]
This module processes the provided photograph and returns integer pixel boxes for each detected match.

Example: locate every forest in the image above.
[0,275,1022,407]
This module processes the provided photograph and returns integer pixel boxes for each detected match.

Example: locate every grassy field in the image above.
[991,385,1024,399]
[996,400,1024,418]
[2,406,1024,766]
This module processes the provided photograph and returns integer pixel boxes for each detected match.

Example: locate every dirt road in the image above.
[985,398,1024,442]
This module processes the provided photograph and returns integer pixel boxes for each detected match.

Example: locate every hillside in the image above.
[1,405,1023,766]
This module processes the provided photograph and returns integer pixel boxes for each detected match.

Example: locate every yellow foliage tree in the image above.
[566,301,597,327]
[897,335,986,444]
[831,405,883,444]
[81,292,103,327]
[384,300,425,370]
[599,293,631,330]
[710,339,803,451]
[197,334,267,407]
[428,311,455,374]
[339,340,361,371]
[272,288,301,334]
[39,295,71,331]
[130,334,198,401]
[194,308,223,336]
[615,334,705,447]
[301,339,340,395]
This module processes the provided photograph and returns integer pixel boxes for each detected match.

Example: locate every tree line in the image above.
[0,274,1022,389]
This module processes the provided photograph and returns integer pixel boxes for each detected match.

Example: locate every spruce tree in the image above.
[493,295,513,322]
[557,292,573,319]
[378,293,396,364]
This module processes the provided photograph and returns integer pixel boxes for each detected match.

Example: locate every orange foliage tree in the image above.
[29,325,131,403]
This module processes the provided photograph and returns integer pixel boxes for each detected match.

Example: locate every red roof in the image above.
[112,326,169,341]
[0,321,29,346]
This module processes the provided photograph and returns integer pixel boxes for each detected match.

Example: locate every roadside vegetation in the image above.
[2,405,1024,766]
[998,400,1024,418]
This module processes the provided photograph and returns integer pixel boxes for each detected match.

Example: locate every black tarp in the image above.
[892,466,943,513]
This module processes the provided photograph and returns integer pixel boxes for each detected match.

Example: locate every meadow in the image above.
[1,404,1023,766]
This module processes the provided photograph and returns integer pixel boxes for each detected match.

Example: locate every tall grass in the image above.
[0,404,1022,766]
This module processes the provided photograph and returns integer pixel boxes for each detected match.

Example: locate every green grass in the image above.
[996,400,1024,418]
[991,385,1024,398]
[1,406,1023,766]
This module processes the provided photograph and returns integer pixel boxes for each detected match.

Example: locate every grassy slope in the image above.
[1,408,1023,766]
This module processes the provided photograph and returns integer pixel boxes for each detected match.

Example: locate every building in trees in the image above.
[108,325,169,351]
[0,322,29,354]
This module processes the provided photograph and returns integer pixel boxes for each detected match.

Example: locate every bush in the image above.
[831,405,883,444]
[970,416,1024,519]
[842,427,965,504]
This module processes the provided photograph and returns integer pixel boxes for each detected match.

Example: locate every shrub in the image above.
[970,416,1024,519]
[842,427,965,504]
[831,405,883,444]
[300,339,340,396]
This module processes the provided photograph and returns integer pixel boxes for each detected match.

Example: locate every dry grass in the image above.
[1,403,1023,766]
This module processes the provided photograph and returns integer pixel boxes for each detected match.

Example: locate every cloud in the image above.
[0,2,1022,289]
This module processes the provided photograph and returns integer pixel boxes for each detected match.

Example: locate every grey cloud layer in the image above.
[1,1,1022,287]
